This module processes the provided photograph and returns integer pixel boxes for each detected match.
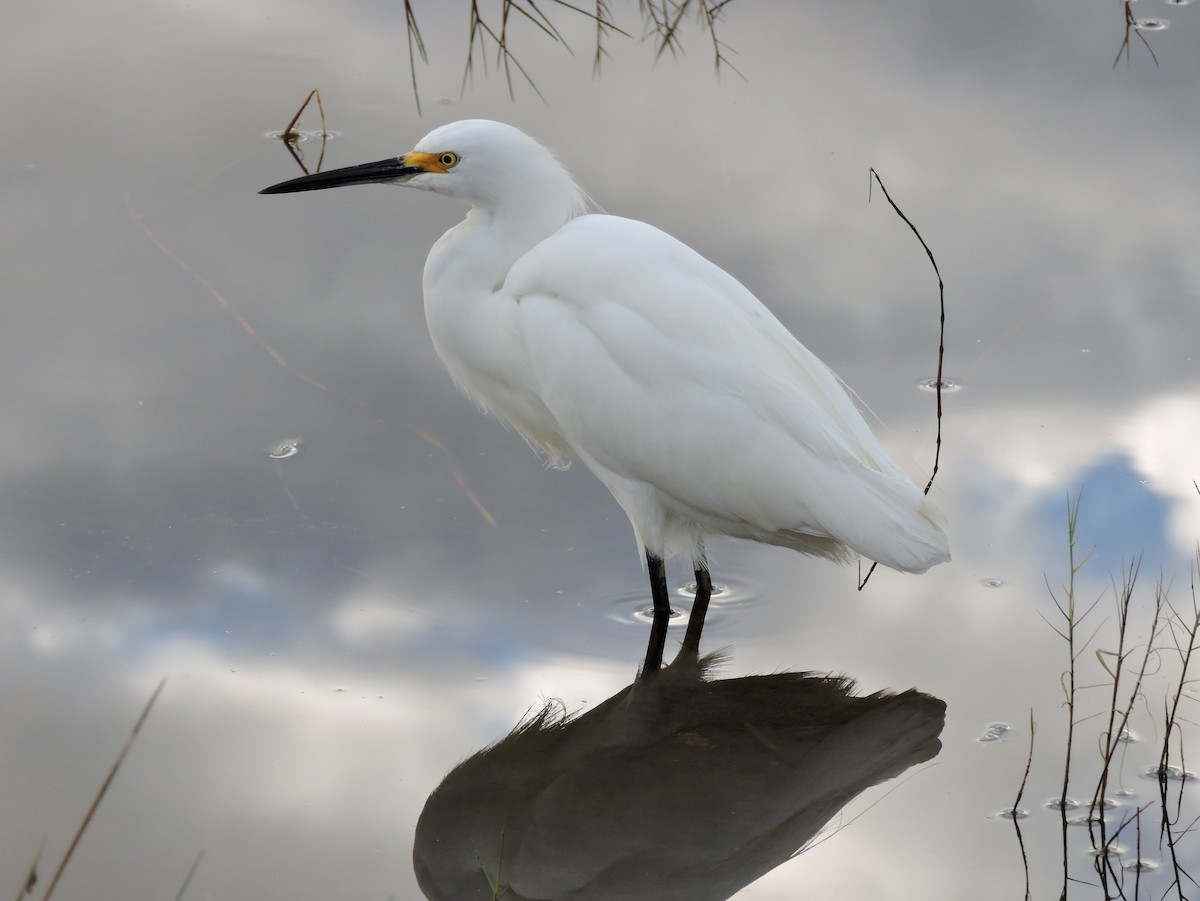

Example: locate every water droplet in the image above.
[981,578,1005,588]
[1067,812,1105,827]
[1164,0,1191,5]
[1117,727,1137,742]
[1133,16,1170,28]
[1087,843,1126,858]
[978,722,1012,742]
[269,438,302,459]
[918,377,961,392]
[998,807,1029,820]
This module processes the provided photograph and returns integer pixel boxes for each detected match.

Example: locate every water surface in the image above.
[3,1,1199,898]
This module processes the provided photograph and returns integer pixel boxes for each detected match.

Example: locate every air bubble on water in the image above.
[1046,797,1080,811]
[918,377,961,393]
[1123,859,1159,872]
[1143,764,1197,782]
[679,581,729,599]
[265,129,344,142]
[998,807,1029,820]
[635,605,684,623]
[978,722,1012,742]
[269,438,302,459]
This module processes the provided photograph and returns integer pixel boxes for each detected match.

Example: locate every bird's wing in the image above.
[503,214,947,571]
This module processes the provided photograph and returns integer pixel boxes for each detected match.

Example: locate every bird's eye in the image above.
[438,152,459,169]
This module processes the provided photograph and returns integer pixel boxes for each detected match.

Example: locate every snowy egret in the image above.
[261,119,949,672]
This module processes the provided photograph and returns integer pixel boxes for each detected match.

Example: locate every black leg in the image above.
[642,550,672,676]
[681,561,712,655]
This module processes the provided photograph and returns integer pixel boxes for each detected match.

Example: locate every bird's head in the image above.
[260,119,582,214]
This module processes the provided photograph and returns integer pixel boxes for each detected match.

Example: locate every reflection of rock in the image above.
[413,655,945,900]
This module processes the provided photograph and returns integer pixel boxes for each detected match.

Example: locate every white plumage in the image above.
[262,119,949,667]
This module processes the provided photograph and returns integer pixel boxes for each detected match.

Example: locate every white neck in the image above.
[418,168,593,461]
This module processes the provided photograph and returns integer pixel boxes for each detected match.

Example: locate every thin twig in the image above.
[1011,710,1036,901]
[407,425,498,525]
[1057,493,1084,900]
[643,0,690,62]
[277,90,328,175]
[1089,560,1169,890]
[1158,551,1200,897]
[477,825,507,899]
[698,0,743,78]
[402,0,720,108]
[1088,560,1144,829]
[170,850,205,901]
[1113,0,1160,68]
[462,0,548,102]
[280,90,312,142]
[867,168,945,496]
[858,168,947,591]
[16,840,43,901]
[123,194,344,399]
[41,680,166,901]
[405,2,429,115]
[592,0,616,74]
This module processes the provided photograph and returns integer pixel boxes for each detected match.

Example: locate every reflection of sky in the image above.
[1033,454,1169,574]
[3,0,1200,897]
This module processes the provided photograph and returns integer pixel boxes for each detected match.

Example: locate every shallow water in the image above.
[3,1,1200,898]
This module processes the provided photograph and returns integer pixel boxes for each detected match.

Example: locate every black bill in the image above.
[259,157,420,194]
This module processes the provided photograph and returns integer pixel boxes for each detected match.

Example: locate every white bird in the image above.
[262,119,949,672]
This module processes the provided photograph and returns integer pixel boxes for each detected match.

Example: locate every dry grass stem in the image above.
[170,850,205,901]
[402,1,726,109]
[1011,711,1036,901]
[1114,0,1160,68]
[1018,496,1200,898]
[16,840,44,901]
[40,679,166,901]
[277,89,328,175]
